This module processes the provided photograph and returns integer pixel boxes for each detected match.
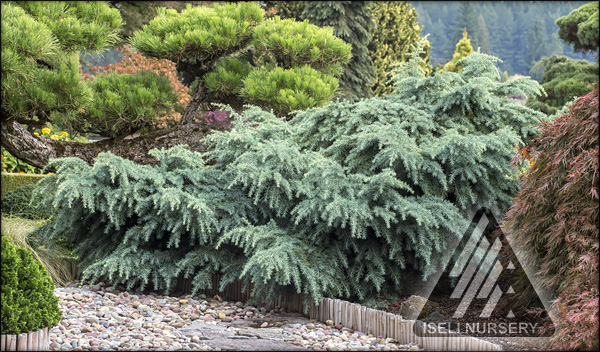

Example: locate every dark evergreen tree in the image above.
[511,4,530,75]
[302,1,377,102]
[526,18,549,72]
[448,2,479,58]
[262,1,305,21]
[477,14,492,55]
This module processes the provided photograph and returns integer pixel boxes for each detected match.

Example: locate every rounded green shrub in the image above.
[1,234,62,335]
[1,183,53,220]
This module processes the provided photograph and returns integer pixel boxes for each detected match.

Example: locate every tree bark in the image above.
[179,80,206,125]
[1,117,224,170]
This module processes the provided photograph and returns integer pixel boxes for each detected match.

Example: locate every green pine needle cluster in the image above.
[83,71,181,138]
[33,41,545,309]
[130,3,264,65]
[243,65,339,117]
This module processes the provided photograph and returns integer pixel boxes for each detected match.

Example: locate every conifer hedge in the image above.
[33,42,546,307]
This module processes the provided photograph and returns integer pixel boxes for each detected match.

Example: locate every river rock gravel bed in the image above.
[50,282,419,351]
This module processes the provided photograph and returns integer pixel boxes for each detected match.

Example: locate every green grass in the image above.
[1,214,76,287]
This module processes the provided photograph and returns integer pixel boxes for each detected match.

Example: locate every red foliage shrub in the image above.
[80,45,191,129]
[504,83,599,350]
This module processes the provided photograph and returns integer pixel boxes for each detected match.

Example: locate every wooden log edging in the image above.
[308,298,502,351]
[0,327,49,351]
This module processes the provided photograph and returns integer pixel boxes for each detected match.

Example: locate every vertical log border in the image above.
[307,298,503,351]
[0,327,50,351]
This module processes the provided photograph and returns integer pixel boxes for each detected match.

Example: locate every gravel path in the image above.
[50,282,421,351]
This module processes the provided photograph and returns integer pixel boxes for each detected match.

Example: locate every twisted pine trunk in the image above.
[0,115,222,170]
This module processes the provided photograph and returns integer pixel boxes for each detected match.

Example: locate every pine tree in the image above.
[441,29,474,73]
[33,40,546,307]
[526,18,549,72]
[1,1,352,168]
[367,1,432,96]
[302,1,377,102]
[476,14,492,55]
[448,2,479,58]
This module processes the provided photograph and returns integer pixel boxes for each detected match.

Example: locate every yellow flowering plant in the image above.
[2,127,81,174]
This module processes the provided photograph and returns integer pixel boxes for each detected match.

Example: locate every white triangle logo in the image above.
[507,261,515,269]
[506,286,515,294]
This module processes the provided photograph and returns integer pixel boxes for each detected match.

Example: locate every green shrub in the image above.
[33,40,544,308]
[2,184,53,220]
[526,55,598,115]
[1,173,47,198]
[1,234,62,335]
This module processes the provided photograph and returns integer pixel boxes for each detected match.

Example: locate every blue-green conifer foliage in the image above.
[33,41,546,307]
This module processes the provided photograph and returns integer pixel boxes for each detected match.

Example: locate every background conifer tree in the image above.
[548,32,564,56]
[367,1,432,96]
[448,2,479,58]
[526,18,550,72]
[476,14,492,55]
[441,29,474,73]
[302,1,377,102]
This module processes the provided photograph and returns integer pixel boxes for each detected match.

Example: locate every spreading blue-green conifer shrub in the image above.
[33,41,546,308]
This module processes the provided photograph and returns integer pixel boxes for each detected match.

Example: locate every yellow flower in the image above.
[2,164,7,168]
[19,171,25,174]
[34,132,39,136]
[50,135,59,140]
[0,155,3,159]
[47,172,54,175]
[60,131,69,136]
[41,128,51,134]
